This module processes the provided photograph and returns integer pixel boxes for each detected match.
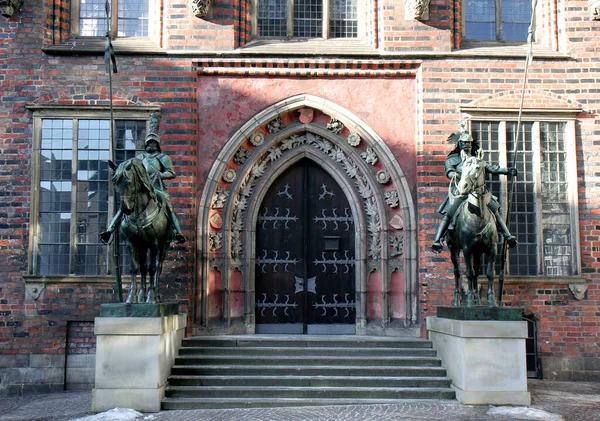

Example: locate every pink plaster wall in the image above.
[197,76,417,196]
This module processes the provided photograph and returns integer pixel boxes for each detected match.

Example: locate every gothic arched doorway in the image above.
[255,159,356,334]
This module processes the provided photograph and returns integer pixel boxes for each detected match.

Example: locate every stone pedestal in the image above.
[427,316,530,405]
[92,311,186,413]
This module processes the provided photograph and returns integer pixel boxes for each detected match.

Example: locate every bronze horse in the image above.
[446,151,499,307]
[110,158,172,304]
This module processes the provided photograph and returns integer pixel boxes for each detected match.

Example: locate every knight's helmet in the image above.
[145,112,161,152]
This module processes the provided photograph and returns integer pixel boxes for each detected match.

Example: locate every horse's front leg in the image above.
[463,248,474,307]
[146,247,158,304]
[472,253,482,306]
[449,247,462,306]
[138,248,148,304]
[487,250,498,308]
[126,248,139,304]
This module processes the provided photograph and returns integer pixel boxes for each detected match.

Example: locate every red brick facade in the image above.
[1,0,599,394]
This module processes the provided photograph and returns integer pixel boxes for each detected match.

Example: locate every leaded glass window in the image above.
[35,117,146,276]
[77,0,150,37]
[465,0,532,42]
[256,0,358,39]
[472,120,578,277]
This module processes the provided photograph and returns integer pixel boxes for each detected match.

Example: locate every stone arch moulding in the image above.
[196,94,418,336]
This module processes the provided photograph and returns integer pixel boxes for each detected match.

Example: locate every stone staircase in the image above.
[162,335,455,409]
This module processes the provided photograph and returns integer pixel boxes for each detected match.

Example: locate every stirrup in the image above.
[431,241,443,253]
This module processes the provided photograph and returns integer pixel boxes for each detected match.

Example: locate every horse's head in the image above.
[457,151,486,196]
[111,158,155,215]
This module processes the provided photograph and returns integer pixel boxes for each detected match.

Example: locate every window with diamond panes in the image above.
[77,0,149,37]
[465,0,532,42]
[472,120,577,277]
[256,0,358,39]
[36,118,145,276]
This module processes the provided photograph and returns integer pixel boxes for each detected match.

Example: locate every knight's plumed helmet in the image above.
[144,113,161,152]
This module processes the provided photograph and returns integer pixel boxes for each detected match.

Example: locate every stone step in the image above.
[165,385,457,400]
[162,396,456,410]
[170,364,448,377]
[174,355,442,367]
[167,374,453,388]
[181,335,434,349]
[178,346,438,357]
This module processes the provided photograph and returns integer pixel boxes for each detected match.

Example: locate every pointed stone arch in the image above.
[197,94,417,336]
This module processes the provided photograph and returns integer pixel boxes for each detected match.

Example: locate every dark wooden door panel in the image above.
[255,158,355,334]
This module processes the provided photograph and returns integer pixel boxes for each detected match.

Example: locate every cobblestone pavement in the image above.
[0,380,598,421]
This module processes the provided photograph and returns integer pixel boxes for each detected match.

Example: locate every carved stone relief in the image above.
[390,234,404,257]
[326,118,344,135]
[222,167,237,183]
[229,131,383,260]
[191,0,212,18]
[211,186,229,209]
[385,190,400,208]
[347,133,361,147]
[267,116,284,133]
[404,0,430,20]
[569,284,587,300]
[209,231,223,251]
[591,1,600,21]
[233,147,249,165]
[361,147,378,165]
[0,0,21,18]
[376,169,390,184]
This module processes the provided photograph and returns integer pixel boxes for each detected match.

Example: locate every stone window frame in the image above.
[26,105,160,282]
[461,107,583,284]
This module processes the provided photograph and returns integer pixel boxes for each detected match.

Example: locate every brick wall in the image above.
[1,0,599,395]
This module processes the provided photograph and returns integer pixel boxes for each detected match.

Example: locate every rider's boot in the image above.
[494,211,517,248]
[431,215,451,253]
[100,210,122,244]
[168,207,186,244]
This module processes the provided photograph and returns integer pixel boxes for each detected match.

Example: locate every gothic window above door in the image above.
[255,0,359,39]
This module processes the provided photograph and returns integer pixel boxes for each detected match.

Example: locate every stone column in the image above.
[427,316,530,405]
[92,308,186,413]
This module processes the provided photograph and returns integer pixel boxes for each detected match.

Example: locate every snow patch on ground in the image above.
[70,408,144,421]
[487,406,564,421]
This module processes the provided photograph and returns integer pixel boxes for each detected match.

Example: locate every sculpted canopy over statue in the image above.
[431,123,518,253]
[101,113,186,245]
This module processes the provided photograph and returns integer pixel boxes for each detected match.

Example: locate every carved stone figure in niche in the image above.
[267,116,284,133]
[191,0,212,18]
[326,118,344,135]
[361,147,378,165]
[404,0,430,20]
[431,125,518,253]
[211,186,229,209]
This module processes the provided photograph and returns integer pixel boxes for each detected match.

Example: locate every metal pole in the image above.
[498,0,538,305]
[105,0,122,302]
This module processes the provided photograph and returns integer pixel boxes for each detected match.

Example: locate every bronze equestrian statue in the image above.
[432,126,518,307]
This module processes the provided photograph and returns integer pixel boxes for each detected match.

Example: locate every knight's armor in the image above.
[431,133,517,253]
[101,131,186,244]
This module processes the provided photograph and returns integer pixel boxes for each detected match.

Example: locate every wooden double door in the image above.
[255,160,356,334]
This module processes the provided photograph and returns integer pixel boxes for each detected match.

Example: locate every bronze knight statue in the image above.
[101,114,186,245]
[431,125,518,253]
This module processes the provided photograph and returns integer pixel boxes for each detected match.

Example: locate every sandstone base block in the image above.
[427,316,530,405]
[92,313,186,413]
